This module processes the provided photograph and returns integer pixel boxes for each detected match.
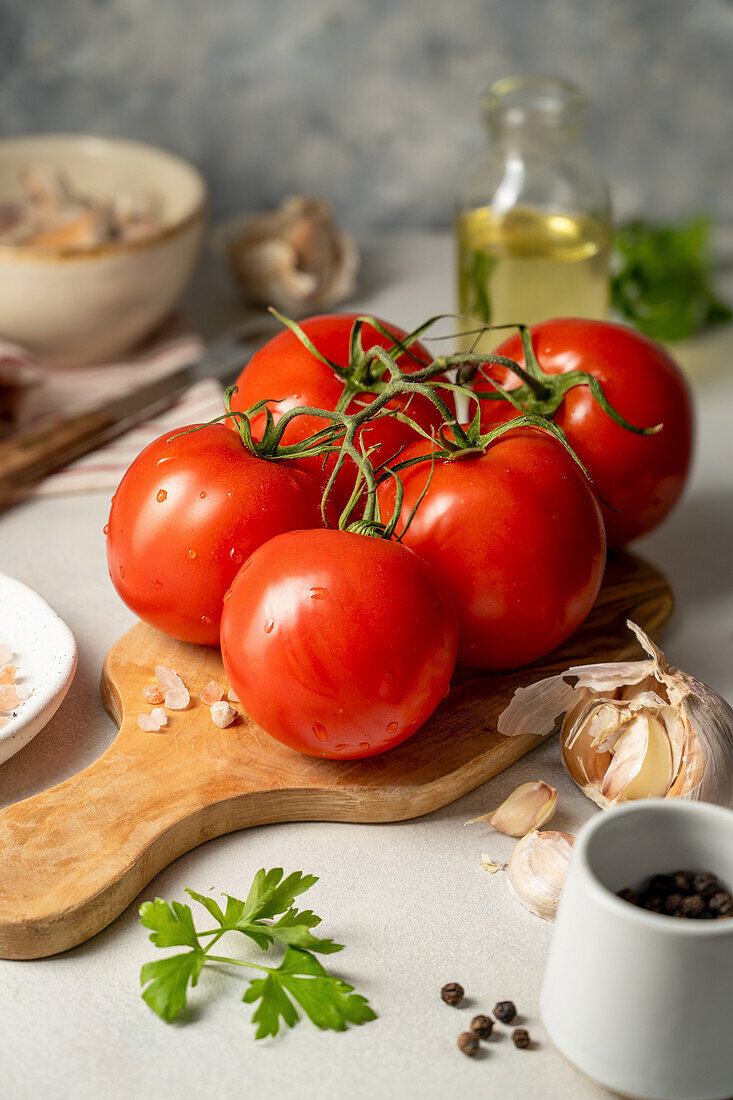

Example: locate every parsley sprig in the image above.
[612,217,731,342]
[139,868,376,1038]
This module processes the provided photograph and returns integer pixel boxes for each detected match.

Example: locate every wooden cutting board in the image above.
[0,551,672,960]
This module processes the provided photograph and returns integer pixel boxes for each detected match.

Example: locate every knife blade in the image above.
[0,319,278,510]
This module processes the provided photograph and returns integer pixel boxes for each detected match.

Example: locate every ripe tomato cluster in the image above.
[106,313,692,760]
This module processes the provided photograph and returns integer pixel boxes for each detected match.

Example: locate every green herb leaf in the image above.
[265,908,343,954]
[611,217,732,342]
[140,950,205,1021]
[139,870,376,1039]
[242,947,377,1039]
[239,868,320,922]
[139,898,200,949]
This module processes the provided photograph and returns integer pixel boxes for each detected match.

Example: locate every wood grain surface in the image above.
[0,551,672,960]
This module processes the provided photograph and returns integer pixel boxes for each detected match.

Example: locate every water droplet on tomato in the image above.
[312,722,328,742]
[387,721,398,734]
[152,578,162,589]
[230,548,243,564]
[156,456,172,466]
[309,586,328,600]
[156,489,167,503]
[119,566,125,579]
[335,744,348,752]
[359,742,370,751]
[264,620,274,634]
[188,549,197,560]
[103,524,109,535]
[200,491,207,499]
[201,615,212,624]
[223,589,233,603]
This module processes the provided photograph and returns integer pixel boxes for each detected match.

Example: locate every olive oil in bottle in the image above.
[456,205,610,345]
[455,76,611,349]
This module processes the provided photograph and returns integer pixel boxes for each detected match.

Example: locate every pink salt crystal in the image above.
[154,664,190,710]
[0,685,20,712]
[210,701,237,728]
[165,688,189,710]
[0,665,16,685]
[200,680,224,705]
[155,664,182,688]
[0,643,13,667]
[151,707,167,726]
[137,713,161,732]
[143,683,165,705]
[227,688,240,703]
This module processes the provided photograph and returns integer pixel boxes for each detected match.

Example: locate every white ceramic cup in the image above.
[541,800,733,1100]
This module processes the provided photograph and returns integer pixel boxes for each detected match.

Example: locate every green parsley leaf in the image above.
[140,950,205,1021]
[239,867,320,922]
[184,872,341,953]
[139,869,376,1039]
[139,898,200,949]
[242,947,377,1039]
[611,217,732,342]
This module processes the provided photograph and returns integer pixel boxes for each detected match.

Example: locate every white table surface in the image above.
[1,234,731,1100]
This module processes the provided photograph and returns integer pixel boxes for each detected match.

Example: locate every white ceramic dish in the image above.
[541,800,733,1100]
[0,134,206,366]
[0,573,77,765]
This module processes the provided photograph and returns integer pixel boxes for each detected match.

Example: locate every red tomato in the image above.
[106,424,328,645]
[377,428,606,670]
[220,529,458,759]
[476,319,693,546]
[229,314,454,512]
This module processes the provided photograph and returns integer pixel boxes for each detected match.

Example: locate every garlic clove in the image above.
[507,830,575,921]
[600,713,673,802]
[468,781,557,836]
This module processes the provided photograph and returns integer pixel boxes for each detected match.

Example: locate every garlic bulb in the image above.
[226,196,358,315]
[507,830,575,920]
[467,781,557,836]
[498,621,733,809]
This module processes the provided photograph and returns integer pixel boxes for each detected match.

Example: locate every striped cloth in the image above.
[2,323,228,496]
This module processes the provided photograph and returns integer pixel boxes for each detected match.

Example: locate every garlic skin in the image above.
[498,621,733,809]
[507,830,575,920]
[226,196,358,315]
[467,781,557,836]
[479,854,506,875]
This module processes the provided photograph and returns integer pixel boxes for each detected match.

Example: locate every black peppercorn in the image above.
[617,887,639,905]
[648,874,674,896]
[680,893,705,918]
[692,872,719,898]
[672,870,694,893]
[709,891,733,917]
[664,892,684,914]
[642,893,664,913]
[441,982,465,1006]
[512,1027,531,1049]
[457,1031,480,1056]
[469,1014,494,1039]
[493,1000,517,1024]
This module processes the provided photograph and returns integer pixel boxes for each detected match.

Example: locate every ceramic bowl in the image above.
[541,800,733,1100]
[0,134,206,366]
[0,573,77,765]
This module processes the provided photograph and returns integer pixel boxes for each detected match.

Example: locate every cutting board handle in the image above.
[0,725,286,960]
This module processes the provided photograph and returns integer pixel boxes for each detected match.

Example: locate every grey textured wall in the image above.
[2,0,731,231]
